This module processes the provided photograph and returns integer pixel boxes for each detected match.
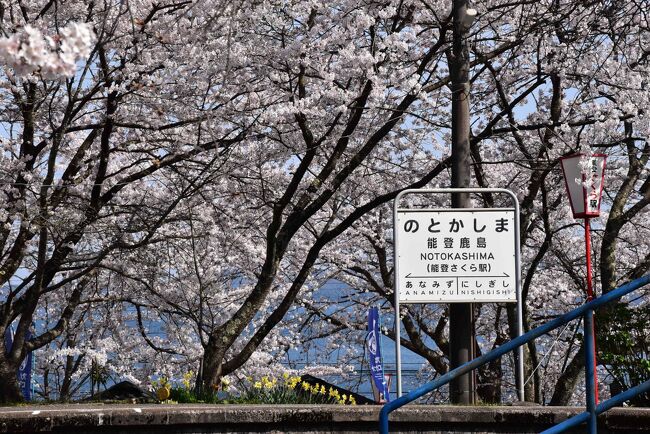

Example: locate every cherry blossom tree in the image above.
[0,0,257,402]
[278,0,650,405]
[1,0,648,406]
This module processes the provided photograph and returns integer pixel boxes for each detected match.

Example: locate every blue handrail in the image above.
[541,379,650,434]
[379,275,650,434]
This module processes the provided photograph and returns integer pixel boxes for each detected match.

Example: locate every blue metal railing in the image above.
[541,379,650,434]
[379,275,650,434]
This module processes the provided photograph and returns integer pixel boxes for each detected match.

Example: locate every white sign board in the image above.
[396,209,517,303]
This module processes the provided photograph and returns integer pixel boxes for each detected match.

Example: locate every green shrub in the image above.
[599,302,650,406]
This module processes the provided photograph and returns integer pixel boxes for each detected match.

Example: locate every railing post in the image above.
[584,309,597,434]
[379,406,389,434]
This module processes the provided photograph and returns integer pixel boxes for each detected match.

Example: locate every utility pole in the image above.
[449,0,476,404]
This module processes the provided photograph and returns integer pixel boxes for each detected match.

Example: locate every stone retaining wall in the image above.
[1,404,649,433]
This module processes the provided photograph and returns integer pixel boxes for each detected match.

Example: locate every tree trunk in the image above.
[507,304,537,402]
[528,340,542,403]
[520,343,536,402]
[477,355,502,403]
[41,368,50,400]
[549,345,585,405]
[0,359,22,404]
[200,341,224,393]
[59,354,76,401]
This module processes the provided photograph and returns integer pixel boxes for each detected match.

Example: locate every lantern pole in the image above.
[561,153,606,407]
[584,216,599,404]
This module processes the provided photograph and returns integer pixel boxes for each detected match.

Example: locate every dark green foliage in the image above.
[599,302,650,406]
[169,387,222,404]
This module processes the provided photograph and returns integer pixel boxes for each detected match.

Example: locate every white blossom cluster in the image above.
[0,23,94,78]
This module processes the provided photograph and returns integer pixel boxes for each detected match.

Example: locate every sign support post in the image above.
[393,188,524,402]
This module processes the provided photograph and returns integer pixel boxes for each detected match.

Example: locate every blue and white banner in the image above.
[4,326,33,401]
[366,307,390,402]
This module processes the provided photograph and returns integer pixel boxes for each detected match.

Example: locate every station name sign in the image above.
[396,209,517,303]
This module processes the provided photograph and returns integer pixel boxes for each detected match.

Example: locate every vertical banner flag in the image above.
[3,327,33,401]
[366,307,390,402]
